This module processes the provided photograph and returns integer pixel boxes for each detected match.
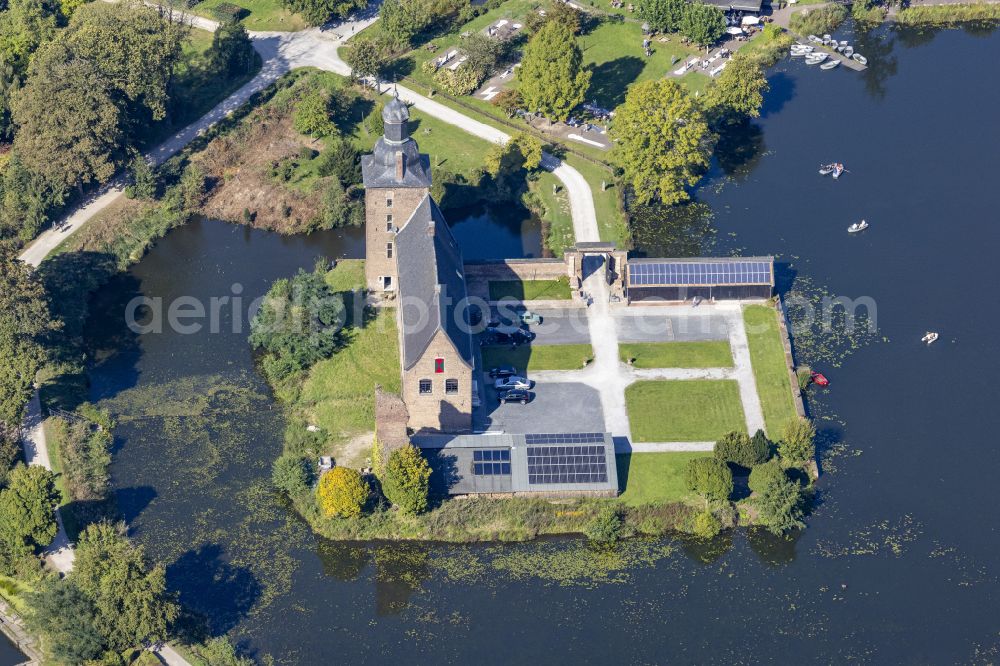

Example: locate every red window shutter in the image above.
[435,358,444,373]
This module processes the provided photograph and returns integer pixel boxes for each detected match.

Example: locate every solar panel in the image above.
[628,260,772,286]
[472,449,511,476]
[524,433,606,445]
[526,444,609,485]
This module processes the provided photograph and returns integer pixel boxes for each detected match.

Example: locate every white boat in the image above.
[839,40,848,46]
[847,219,868,233]
[853,53,868,65]
[823,33,832,41]
[921,332,939,345]
[805,53,828,65]
[819,164,835,175]
[808,34,822,43]
[832,163,844,178]
[844,46,855,57]
[821,60,840,70]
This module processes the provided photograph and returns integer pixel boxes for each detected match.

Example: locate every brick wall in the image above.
[401,329,473,433]
[463,259,570,282]
[365,186,429,292]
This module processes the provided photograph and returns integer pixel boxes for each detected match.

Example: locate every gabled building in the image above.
[362,97,474,434]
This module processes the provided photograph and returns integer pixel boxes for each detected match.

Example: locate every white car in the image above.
[494,376,531,391]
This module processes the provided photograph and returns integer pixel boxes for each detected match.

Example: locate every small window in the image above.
[386,242,393,259]
[386,198,393,208]
[445,379,458,394]
[419,379,432,395]
[434,358,444,374]
[382,275,392,290]
[386,214,393,224]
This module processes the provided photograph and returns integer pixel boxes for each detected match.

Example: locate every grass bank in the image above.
[615,452,712,506]
[788,4,849,35]
[626,380,746,442]
[743,304,798,436]
[895,2,1000,25]
[489,277,572,300]
[619,341,733,368]
[186,0,307,31]
[482,343,594,371]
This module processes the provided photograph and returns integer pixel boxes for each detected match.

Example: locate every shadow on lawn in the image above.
[587,56,644,110]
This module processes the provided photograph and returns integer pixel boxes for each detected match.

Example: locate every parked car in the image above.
[489,365,518,379]
[482,328,535,346]
[494,376,531,391]
[519,310,543,325]
[498,388,531,404]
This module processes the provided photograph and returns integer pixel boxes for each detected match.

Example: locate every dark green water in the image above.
[85,23,1000,663]
[0,634,25,666]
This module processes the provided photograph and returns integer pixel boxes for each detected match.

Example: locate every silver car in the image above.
[494,375,531,391]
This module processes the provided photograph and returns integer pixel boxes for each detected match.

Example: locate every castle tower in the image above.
[361,96,433,293]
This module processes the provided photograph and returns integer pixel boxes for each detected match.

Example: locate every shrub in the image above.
[365,100,384,136]
[749,462,806,534]
[685,457,733,504]
[748,460,787,495]
[382,444,431,514]
[271,454,312,495]
[788,4,848,36]
[778,417,816,463]
[691,511,722,539]
[317,467,369,518]
[585,505,624,542]
[433,66,482,96]
[125,153,157,200]
[713,430,768,469]
[316,138,361,187]
[293,90,337,139]
[210,2,248,23]
[492,88,523,118]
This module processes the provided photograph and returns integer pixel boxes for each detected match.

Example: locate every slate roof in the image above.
[395,195,474,371]
[361,137,433,189]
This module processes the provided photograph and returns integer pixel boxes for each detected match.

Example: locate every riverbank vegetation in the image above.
[0,3,261,246]
[788,4,848,36]
[743,304,799,436]
[895,2,1000,26]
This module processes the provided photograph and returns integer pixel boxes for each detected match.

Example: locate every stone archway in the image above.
[563,242,628,303]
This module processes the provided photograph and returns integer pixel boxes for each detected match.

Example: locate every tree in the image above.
[685,457,733,505]
[462,31,505,78]
[0,247,59,430]
[344,38,386,85]
[678,2,726,48]
[433,65,481,96]
[638,0,686,33]
[125,151,157,200]
[692,510,722,538]
[26,578,105,664]
[316,137,361,187]
[74,522,180,651]
[779,417,816,463]
[281,0,368,27]
[547,1,582,34]
[750,429,772,462]
[0,0,58,73]
[319,178,361,228]
[317,467,369,518]
[585,505,624,542]
[209,20,256,78]
[0,153,54,242]
[0,464,60,548]
[377,0,430,48]
[610,78,712,205]
[749,462,806,534]
[0,55,19,141]
[64,1,187,123]
[11,42,123,192]
[706,52,769,120]
[484,132,543,177]
[492,88,523,118]
[294,90,337,139]
[714,430,769,469]
[58,0,88,18]
[271,453,312,495]
[382,444,431,514]
[518,21,590,122]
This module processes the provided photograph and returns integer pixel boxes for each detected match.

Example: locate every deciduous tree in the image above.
[638,0,687,33]
[778,417,816,463]
[209,20,257,77]
[26,579,105,664]
[317,466,369,518]
[610,78,712,205]
[294,90,338,139]
[685,457,733,505]
[492,88,523,117]
[0,464,60,548]
[518,21,590,122]
[344,38,386,85]
[678,2,725,48]
[0,0,58,73]
[383,444,431,514]
[74,522,180,651]
[484,132,543,177]
[706,52,769,120]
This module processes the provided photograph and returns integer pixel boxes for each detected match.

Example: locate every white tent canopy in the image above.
[741,15,760,25]
[726,26,745,35]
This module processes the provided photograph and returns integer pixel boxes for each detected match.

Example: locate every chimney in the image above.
[426,219,435,237]
[395,151,404,180]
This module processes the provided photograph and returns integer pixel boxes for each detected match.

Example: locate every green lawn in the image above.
[489,277,572,300]
[615,451,711,506]
[481,343,594,371]
[579,20,700,109]
[743,305,798,437]
[532,170,574,257]
[619,341,733,368]
[626,380,746,442]
[298,308,401,448]
[563,155,625,245]
[190,0,307,31]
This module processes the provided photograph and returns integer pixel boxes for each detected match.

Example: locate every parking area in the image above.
[487,305,592,345]
[473,378,605,434]
[614,309,730,343]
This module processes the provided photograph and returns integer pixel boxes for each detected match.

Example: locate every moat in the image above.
[82,22,1000,662]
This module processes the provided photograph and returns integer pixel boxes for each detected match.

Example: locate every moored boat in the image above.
[821,59,841,70]
[805,53,828,64]
[847,219,869,233]
[921,332,939,345]
[832,163,845,178]
[808,34,822,43]
[819,164,835,175]
[810,371,830,387]
[852,53,868,65]
[844,46,855,57]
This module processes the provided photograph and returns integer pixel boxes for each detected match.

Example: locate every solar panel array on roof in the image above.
[629,260,771,286]
[524,433,605,445]
[527,445,609,485]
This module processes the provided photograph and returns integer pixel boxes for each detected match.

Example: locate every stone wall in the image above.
[401,329,473,433]
[365,186,429,292]
[463,259,570,282]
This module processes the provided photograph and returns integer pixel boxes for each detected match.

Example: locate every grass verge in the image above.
[626,380,746,442]
[482,343,594,371]
[615,451,711,506]
[489,277,572,300]
[896,2,1000,25]
[743,304,797,437]
[619,341,733,368]
[189,0,307,31]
